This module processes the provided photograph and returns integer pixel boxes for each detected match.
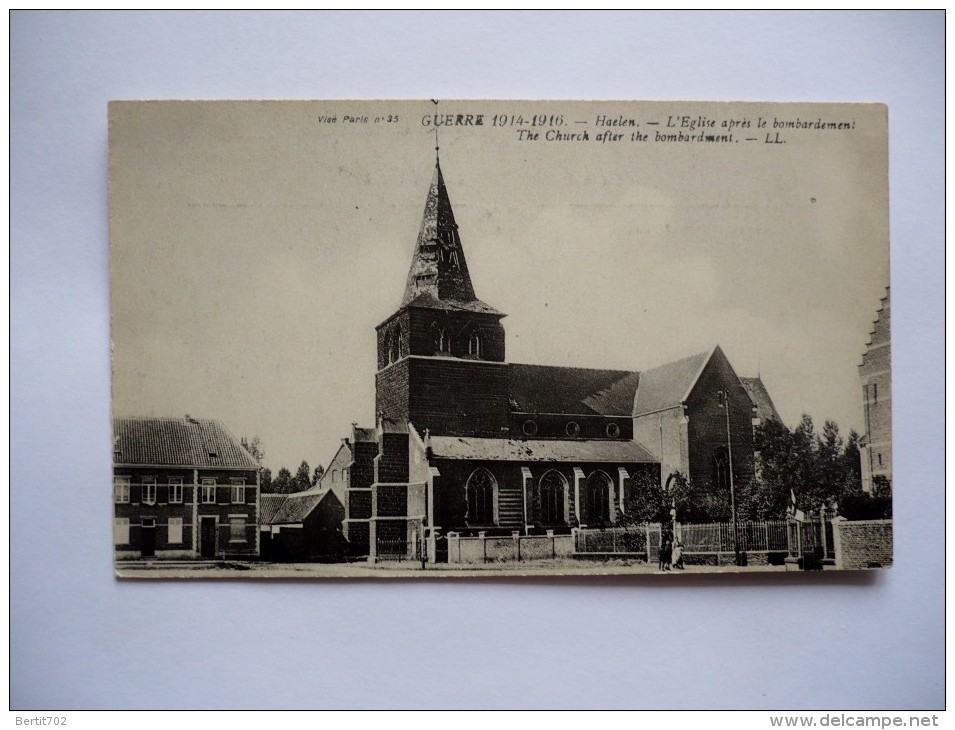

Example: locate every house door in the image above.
[200,518,216,558]
[140,518,156,558]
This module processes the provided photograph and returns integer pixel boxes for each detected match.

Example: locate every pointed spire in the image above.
[401,159,478,306]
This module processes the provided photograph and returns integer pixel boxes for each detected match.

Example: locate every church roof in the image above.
[428,435,657,463]
[113,416,259,468]
[403,291,503,316]
[400,161,501,315]
[508,364,639,416]
[632,349,712,416]
[740,376,782,424]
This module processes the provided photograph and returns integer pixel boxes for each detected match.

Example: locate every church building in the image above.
[335,156,775,562]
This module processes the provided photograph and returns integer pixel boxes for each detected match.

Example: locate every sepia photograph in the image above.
[110,99,891,578]
[13,9,943,714]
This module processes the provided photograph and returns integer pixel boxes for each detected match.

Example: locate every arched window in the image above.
[431,323,449,355]
[585,470,613,525]
[465,468,497,526]
[713,446,730,491]
[389,325,402,364]
[539,470,568,525]
[468,331,482,358]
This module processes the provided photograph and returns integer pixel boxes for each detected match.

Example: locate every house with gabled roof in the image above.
[259,487,346,562]
[113,416,261,560]
[330,156,774,563]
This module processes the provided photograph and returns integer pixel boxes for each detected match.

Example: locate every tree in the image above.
[293,461,312,493]
[312,464,325,487]
[751,415,869,519]
[271,467,293,494]
[622,470,712,526]
[240,436,265,464]
[260,467,272,492]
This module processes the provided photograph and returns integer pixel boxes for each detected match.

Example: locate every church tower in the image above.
[375,158,509,438]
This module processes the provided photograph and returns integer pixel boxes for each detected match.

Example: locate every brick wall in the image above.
[376,484,408,517]
[510,412,632,441]
[115,466,258,558]
[348,489,372,519]
[686,350,755,492]
[376,361,411,423]
[377,309,506,366]
[835,519,893,569]
[380,358,509,437]
[352,441,377,490]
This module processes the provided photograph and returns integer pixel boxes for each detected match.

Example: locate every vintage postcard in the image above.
[110,100,890,578]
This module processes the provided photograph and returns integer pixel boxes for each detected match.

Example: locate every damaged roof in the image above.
[428,435,656,463]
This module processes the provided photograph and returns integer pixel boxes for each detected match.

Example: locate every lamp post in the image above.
[717,389,743,566]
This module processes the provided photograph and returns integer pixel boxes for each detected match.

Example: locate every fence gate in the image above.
[788,510,836,570]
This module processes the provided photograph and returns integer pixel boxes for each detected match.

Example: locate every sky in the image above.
[110,100,889,472]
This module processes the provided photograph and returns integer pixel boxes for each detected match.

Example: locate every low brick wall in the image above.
[834,519,893,569]
[446,531,574,563]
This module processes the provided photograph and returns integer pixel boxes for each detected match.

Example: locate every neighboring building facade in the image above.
[859,287,891,492]
[328,158,772,562]
[113,416,261,560]
[259,487,346,562]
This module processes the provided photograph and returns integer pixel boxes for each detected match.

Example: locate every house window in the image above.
[468,332,482,358]
[465,468,497,526]
[229,517,247,543]
[230,478,245,504]
[585,471,613,525]
[168,477,183,504]
[168,517,183,544]
[606,422,621,438]
[113,476,130,504]
[522,420,538,436]
[565,421,580,437]
[113,517,130,545]
[201,478,216,504]
[142,476,157,506]
[539,470,568,525]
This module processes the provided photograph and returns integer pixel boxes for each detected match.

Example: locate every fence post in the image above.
[645,523,650,562]
[513,531,521,562]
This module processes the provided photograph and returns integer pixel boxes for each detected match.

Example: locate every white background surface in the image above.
[10,11,944,710]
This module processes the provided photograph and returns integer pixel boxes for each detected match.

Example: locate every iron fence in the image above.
[375,538,420,562]
[574,519,791,558]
